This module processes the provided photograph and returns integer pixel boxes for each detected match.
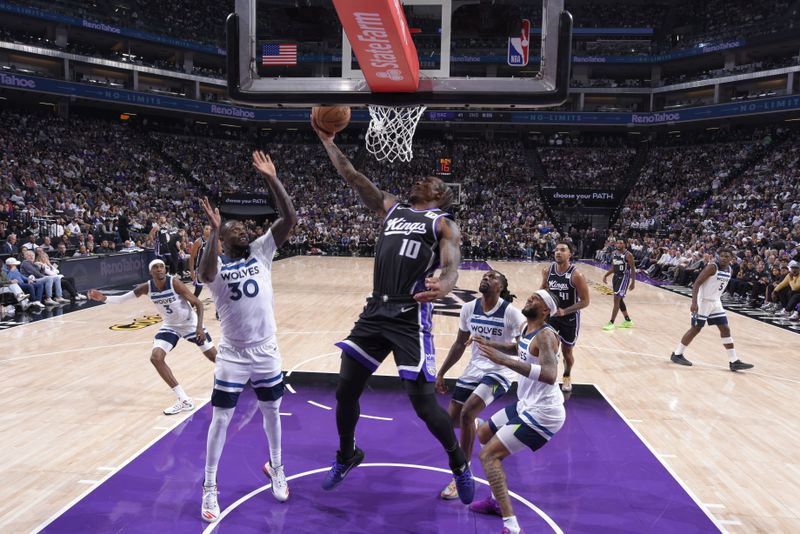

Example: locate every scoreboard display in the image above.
[437,157,452,177]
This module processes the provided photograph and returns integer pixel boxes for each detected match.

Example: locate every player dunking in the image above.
[189,224,211,298]
[540,242,590,392]
[197,150,297,522]
[87,259,216,415]
[314,120,475,504]
[670,247,754,371]
[435,270,525,500]
[468,290,565,534]
[602,239,635,330]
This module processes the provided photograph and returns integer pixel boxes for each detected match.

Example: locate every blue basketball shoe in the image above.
[321,447,364,490]
[453,463,475,504]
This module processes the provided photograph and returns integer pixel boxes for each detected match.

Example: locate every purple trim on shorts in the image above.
[335,341,379,372]
[420,303,436,382]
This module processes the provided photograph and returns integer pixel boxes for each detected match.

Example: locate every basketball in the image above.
[312,106,351,134]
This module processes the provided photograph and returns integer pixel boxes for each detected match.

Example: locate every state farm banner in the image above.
[541,187,620,207]
[219,193,276,218]
[333,0,420,92]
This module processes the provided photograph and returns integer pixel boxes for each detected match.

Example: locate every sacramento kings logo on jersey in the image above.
[612,252,629,277]
[547,264,578,311]
[373,204,451,296]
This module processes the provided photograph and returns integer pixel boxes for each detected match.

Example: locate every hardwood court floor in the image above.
[1,256,798,532]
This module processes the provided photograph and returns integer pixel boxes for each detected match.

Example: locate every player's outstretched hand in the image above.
[413,276,447,302]
[469,336,503,364]
[434,373,448,395]
[310,111,335,142]
[252,150,277,180]
[200,197,221,229]
[87,289,106,302]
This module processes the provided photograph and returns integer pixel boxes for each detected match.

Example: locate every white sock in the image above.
[674,343,686,356]
[502,515,520,533]
[204,407,234,486]
[173,385,189,401]
[258,399,283,467]
[726,348,737,363]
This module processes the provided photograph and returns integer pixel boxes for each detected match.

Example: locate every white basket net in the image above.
[366,104,427,163]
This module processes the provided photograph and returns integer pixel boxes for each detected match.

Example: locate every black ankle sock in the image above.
[446,444,467,472]
[339,435,355,460]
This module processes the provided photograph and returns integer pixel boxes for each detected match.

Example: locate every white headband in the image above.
[535,289,558,316]
[148,259,165,270]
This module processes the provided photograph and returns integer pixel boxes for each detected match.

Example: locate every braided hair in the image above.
[494,270,516,303]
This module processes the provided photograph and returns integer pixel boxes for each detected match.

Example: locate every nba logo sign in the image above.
[507,19,530,67]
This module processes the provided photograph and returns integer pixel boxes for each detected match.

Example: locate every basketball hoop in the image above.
[366,104,427,163]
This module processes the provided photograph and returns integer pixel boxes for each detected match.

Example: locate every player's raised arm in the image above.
[414,218,461,303]
[252,150,297,247]
[198,197,221,284]
[312,119,396,217]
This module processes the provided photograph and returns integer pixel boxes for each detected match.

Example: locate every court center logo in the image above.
[587,281,614,296]
[110,315,163,331]
[432,288,479,317]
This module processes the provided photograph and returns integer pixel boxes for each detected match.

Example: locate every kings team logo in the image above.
[507,19,530,67]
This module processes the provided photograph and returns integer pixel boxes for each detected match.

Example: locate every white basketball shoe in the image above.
[164,398,194,415]
[201,484,220,522]
[264,462,289,502]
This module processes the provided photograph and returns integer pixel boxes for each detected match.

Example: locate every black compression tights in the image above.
[335,355,465,470]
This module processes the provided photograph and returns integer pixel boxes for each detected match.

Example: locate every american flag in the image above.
[261,43,297,66]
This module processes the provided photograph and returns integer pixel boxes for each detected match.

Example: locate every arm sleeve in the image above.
[105,291,137,304]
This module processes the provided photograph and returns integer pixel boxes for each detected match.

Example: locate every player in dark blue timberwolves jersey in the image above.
[314,119,475,504]
[602,239,636,330]
[540,241,590,393]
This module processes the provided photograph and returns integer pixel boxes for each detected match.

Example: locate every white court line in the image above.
[286,351,339,376]
[360,414,393,421]
[593,384,727,534]
[1,341,151,363]
[32,399,211,534]
[307,400,332,410]
[582,344,800,386]
[279,412,292,416]
[77,480,101,485]
[285,383,296,394]
[202,463,563,534]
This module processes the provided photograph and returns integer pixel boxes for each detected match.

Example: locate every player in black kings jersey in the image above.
[602,239,636,330]
[313,118,475,504]
[540,241,590,393]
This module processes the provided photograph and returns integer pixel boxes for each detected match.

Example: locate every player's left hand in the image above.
[194,327,205,345]
[200,197,221,229]
[413,277,447,302]
[554,307,566,317]
[252,150,277,180]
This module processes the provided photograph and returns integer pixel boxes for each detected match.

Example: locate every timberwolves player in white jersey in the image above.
[468,290,565,534]
[314,119,475,505]
[670,248,754,371]
[540,241,590,393]
[88,259,216,415]
[435,270,525,500]
[197,150,297,521]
